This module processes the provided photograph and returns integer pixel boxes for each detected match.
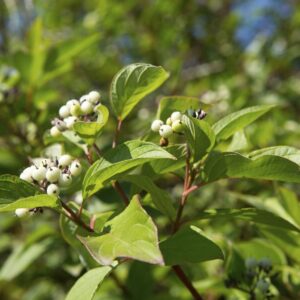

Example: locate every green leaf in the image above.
[203,152,300,184]
[182,115,215,162]
[248,146,300,165]
[110,63,169,120]
[195,208,300,232]
[62,130,89,154]
[278,187,300,226]
[0,175,41,204]
[122,175,176,220]
[236,238,286,265]
[0,227,54,280]
[60,213,98,269]
[83,140,176,198]
[65,266,112,300]
[160,226,223,265]
[212,105,275,140]
[126,262,155,300]
[73,105,109,145]
[144,144,186,175]
[260,228,300,263]
[157,96,208,121]
[227,130,248,152]
[0,194,60,212]
[79,196,164,266]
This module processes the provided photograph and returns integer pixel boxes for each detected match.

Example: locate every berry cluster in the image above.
[50,90,101,137]
[245,257,272,295]
[16,154,82,217]
[151,111,185,138]
[225,257,273,298]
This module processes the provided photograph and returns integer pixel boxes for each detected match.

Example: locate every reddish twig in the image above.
[112,181,129,205]
[172,266,203,300]
[112,118,122,149]
[61,201,94,233]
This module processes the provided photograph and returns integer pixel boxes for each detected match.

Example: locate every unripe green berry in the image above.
[47,183,60,196]
[88,91,101,104]
[69,101,82,116]
[50,126,61,137]
[166,117,172,126]
[81,100,94,114]
[170,111,182,122]
[15,208,30,218]
[256,279,270,293]
[151,120,163,132]
[58,173,72,186]
[70,161,82,176]
[172,120,184,132]
[245,258,258,269]
[46,167,61,183]
[259,257,272,270]
[59,105,70,118]
[159,125,173,138]
[58,155,73,168]
[32,166,47,181]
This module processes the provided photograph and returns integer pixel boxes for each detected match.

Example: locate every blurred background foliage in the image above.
[0,0,300,299]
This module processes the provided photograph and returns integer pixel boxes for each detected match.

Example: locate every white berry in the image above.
[50,126,61,137]
[81,100,94,114]
[79,95,89,104]
[170,111,182,122]
[88,91,101,104]
[70,161,82,176]
[58,155,73,168]
[15,208,30,218]
[47,184,60,196]
[64,116,78,129]
[59,105,70,118]
[159,125,173,138]
[66,99,78,109]
[151,120,163,132]
[32,166,47,181]
[46,167,61,183]
[55,120,67,131]
[58,173,72,186]
[20,167,34,182]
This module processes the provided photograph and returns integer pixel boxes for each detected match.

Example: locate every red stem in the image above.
[172,266,203,300]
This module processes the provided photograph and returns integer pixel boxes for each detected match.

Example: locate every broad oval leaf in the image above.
[157,96,209,121]
[160,225,223,265]
[143,144,186,175]
[122,174,176,220]
[110,63,169,120]
[212,105,275,140]
[0,174,41,204]
[0,194,60,212]
[236,238,286,265]
[78,196,164,266]
[65,266,112,300]
[248,146,300,165]
[195,208,300,232]
[73,105,109,145]
[203,152,300,184]
[83,140,176,198]
[182,115,215,162]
